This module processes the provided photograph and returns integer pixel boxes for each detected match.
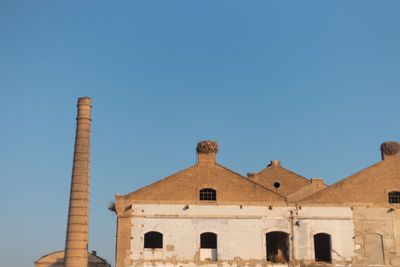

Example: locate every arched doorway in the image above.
[200,232,217,249]
[266,231,289,263]
[314,233,331,263]
[200,232,217,261]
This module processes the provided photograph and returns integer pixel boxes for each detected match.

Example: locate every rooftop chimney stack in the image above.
[196,140,218,164]
[270,160,281,167]
[64,97,92,267]
[380,141,400,160]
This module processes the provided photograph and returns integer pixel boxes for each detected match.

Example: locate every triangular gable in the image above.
[248,162,311,196]
[300,158,400,204]
[117,163,286,205]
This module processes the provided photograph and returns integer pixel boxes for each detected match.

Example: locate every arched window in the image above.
[314,233,331,263]
[266,231,289,263]
[389,191,400,203]
[201,232,217,249]
[200,188,216,201]
[144,231,163,249]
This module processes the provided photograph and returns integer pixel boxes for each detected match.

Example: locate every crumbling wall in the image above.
[352,206,400,266]
[293,206,354,263]
[127,204,358,267]
[130,204,271,261]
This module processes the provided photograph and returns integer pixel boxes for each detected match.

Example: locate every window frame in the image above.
[200,188,216,201]
[389,191,400,203]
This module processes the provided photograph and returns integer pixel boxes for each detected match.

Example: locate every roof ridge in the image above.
[256,165,311,184]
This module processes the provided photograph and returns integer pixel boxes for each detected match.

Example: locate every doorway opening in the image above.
[200,232,217,261]
[201,232,217,248]
[266,231,289,263]
[314,233,332,263]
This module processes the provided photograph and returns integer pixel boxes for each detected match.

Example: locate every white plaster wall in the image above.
[132,216,265,260]
[353,207,398,265]
[132,203,273,217]
[294,207,354,261]
[130,204,355,264]
[131,204,291,261]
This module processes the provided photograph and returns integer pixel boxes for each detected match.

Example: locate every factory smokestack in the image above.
[64,97,92,267]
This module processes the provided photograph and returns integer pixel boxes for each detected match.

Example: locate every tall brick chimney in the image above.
[64,97,92,267]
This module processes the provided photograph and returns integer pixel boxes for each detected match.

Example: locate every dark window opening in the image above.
[314,233,332,263]
[144,231,163,249]
[266,232,289,263]
[389,191,400,203]
[273,182,280,189]
[200,188,216,201]
[201,232,217,249]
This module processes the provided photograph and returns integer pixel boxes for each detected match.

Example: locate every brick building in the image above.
[115,140,400,267]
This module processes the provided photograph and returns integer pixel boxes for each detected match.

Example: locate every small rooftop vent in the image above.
[269,160,280,167]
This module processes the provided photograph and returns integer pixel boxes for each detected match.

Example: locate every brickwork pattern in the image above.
[64,97,92,267]
[249,161,311,196]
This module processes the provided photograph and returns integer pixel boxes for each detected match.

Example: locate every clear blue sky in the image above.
[1,1,400,266]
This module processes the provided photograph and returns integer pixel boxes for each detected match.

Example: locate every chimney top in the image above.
[381,141,400,160]
[78,96,92,106]
[196,140,219,154]
[311,178,324,184]
[269,160,281,167]
[196,140,218,164]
